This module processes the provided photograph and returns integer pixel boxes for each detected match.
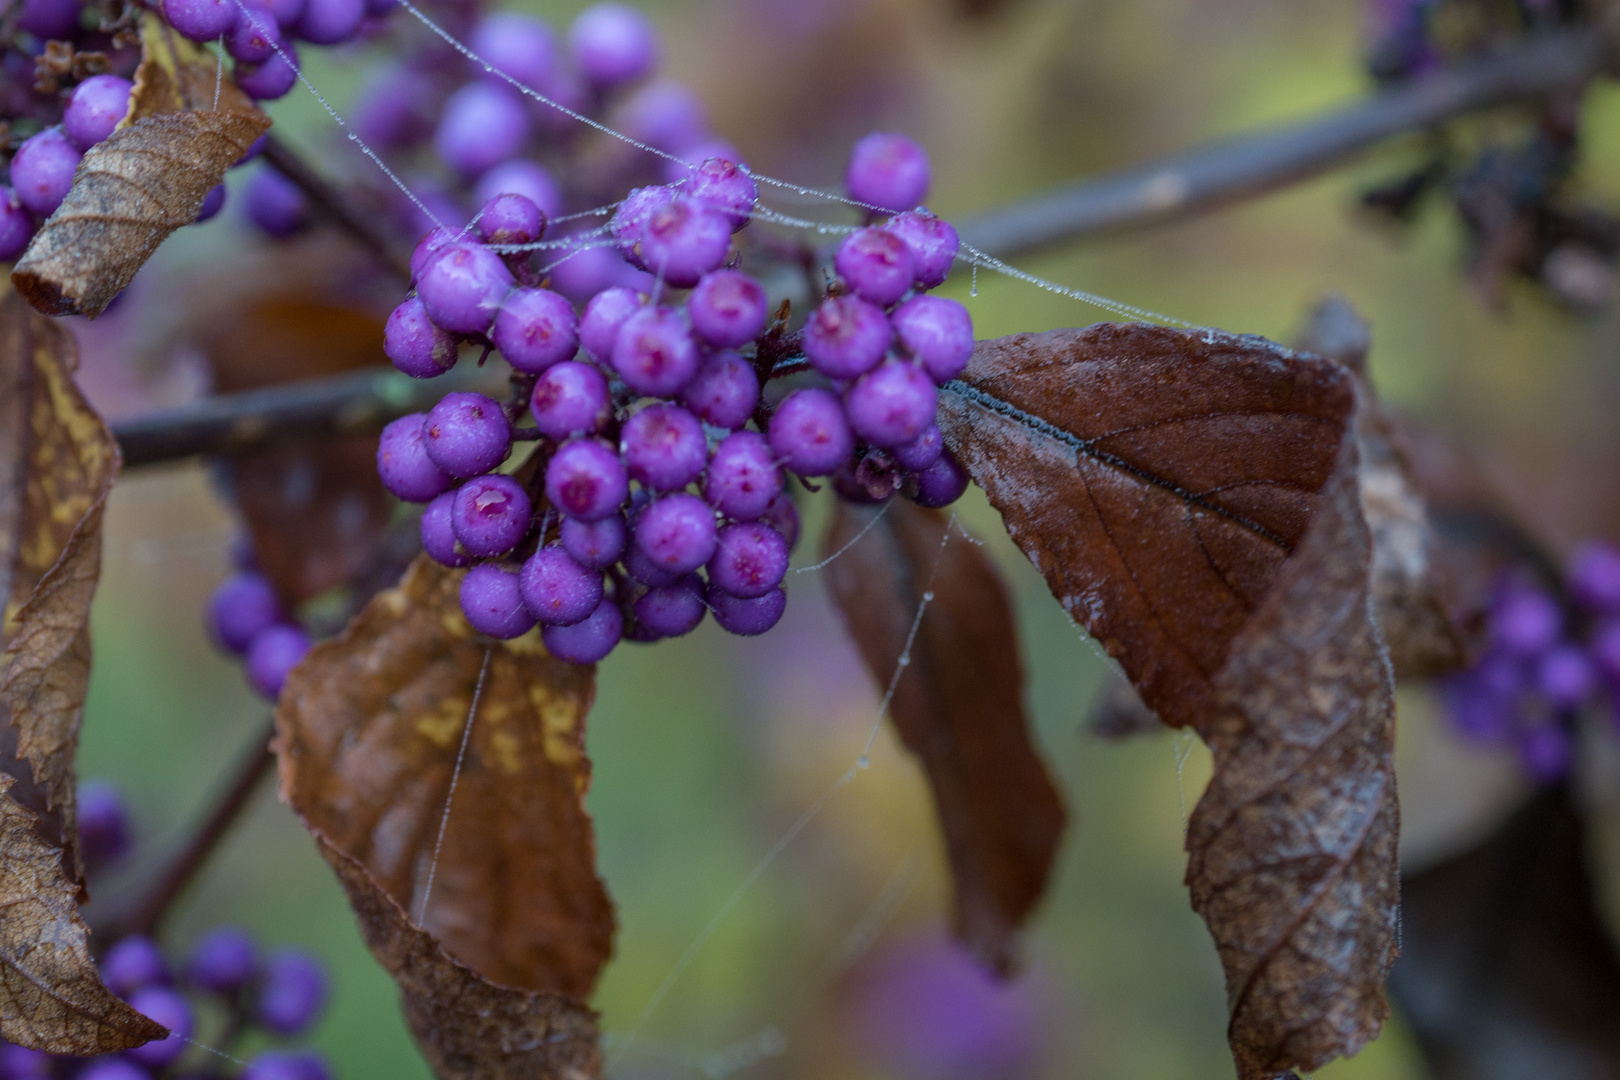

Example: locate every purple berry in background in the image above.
[888,210,960,288]
[910,449,969,508]
[385,297,459,379]
[492,288,577,373]
[1440,670,1514,744]
[1591,618,1620,682]
[0,188,34,261]
[478,192,545,247]
[609,184,676,266]
[127,986,193,1067]
[1520,723,1572,783]
[235,45,301,101]
[242,1051,329,1080]
[452,474,532,558]
[227,7,282,63]
[683,157,757,230]
[424,392,512,477]
[704,431,782,520]
[579,285,646,362]
[636,197,731,287]
[836,228,916,307]
[102,935,170,998]
[410,226,455,283]
[546,438,629,521]
[520,547,604,626]
[420,491,470,568]
[1570,541,1620,613]
[475,160,564,220]
[803,295,891,379]
[246,624,311,699]
[417,243,515,334]
[542,598,622,664]
[561,514,626,569]
[162,0,237,41]
[11,128,82,218]
[244,167,309,236]
[569,2,657,86]
[355,65,435,149]
[1537,645,1594,707]
[209,570,282,653]
[620,404,707,491]
[769,388,855,477]
[1490,582,1562,655]
[618,79,709,153]
[688,269,768,348]
[762,492,800,550]
[635,493,718,574]
[377,413,453,502]
[460,563,536,639]
[63,75,133,151]
[78,779,132,867]
[530,361,611,439]
[259,0,305,29]
[256,949,329,1036]
[682,350,758,430]
[893,295,973,384]
[846,358,937,448]
[894,424,944,471]
[77,1059,151,1080]
[708,585,785,636]
[612,306,700,396]
[845,132,930,213]
[291,0,364,45]
[18,0,81,38]
[469,11,558,90]
[188,926,259,994]
[0,1044,51,1080]
[633,574,706,638]
[435,82,531,180]
[708,521,789,598]
[195,182,227,223]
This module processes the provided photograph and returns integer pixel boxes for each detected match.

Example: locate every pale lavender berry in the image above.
[569,3,657,85]
[0,188,34,261]
[420,491,470,568]
[846,358,937,448]
[452,474,531,557]
[63,75,133,151]
[803,295,891,379]
[888,210,959,288]
[470,11,559,90]
[162,0,238,41]
[1537,645,1594,707]
[1491,584,1562,655]
[256,950,328,1036]
[235,45,300,100]
[893,295,973,384]
[761,492,799,550]
[291,0,362,42]
[620,404,706,491]
[377,414,452,502]
[246,624,311,698]
[561,514,626,569]
[835,228,916,307]
[911,450,968,507]
[243,1051,332,1080]
[103,935,170,998]
[385,297,458,379]
[893,424,944,472]
[542,598,622,663]
[704,431,782,520]
[688,270,768,348]
[769,388,855,476]
[520,547,604,626]
[681,350,758,429]
[410,226,455,282]
[708,585,785,636]
[435,82,531,179]
[845,132,930,212]
[195,183,227,223]
[619,79,709,153]
[76,1061,147,1080]
[612,306,699,396]
[17,0,81,37]
[226,6,282,63]
[459,563,536,639]
[633,574,706,638]
[684,157,757,230]
[417,243,515,334]
[128,987,193,1067]
[637,197,731,287]
[547,439,629,521]
[579,286,646,362]
[635,493,717,574]
[244,167,308,236]
[424,392,512,477]
[609,185,676,266]
[492,288,577,373]
[475,160,564,219]
[1571,541,1620,613]
[708,521,789,598]
[188,927,259,995]
[209,571,282,653]
[10,128,82,218]
[477,193,545,246]
[530,361,611,439]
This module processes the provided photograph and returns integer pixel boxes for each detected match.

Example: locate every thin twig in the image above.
[260,135,415,283]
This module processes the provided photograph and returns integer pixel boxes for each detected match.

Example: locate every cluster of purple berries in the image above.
[375,133,971,664]
[206,546,312,701]
[1440,542,1620,780]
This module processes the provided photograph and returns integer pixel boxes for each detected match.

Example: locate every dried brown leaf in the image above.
[276,555,613,1079]
[823,500,1065,974]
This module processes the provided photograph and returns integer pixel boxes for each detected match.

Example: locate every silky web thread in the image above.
[791,498,892,575]
[181,1036,247,1067]
[1171,728,1195,834]
[417,645,493,924]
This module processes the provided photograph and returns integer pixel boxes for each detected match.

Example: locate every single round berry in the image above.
[1538,645,1594,707]
[235,46,301,100]
[420,491,470,568]
[803,295,891,379]
[636,197,731,287]
[624,544,676,587]
[1490,584,1562,655]
[11,128,82,218]
[635,493,717,574]
[411,226,456,283]
[476,160,564,219]
[451,474,532,558]
[709,585,785,636]
[435,82,531,179]
[377,413,453,502]
[162,0,238,41]
[77,779,132,867]
[681,350,759,430]
[256,950,328,1036]
[887,210,959,288]
[243,166,309,236]
[845,358,937,448]
[1,1044,52,1080]
[227,5,282,62]
[1520,724,1572,782]
[424,392,512,477]
[892,295,973,384]
[769,388,855,476]
[459,563,536,639]
[520,547,604,626]
[708,521,789,598]
[688,269,768,348]
[188,927,259,995]
[761,492,800,550]
[578,285,646,362]
[609,185,676,266]
[910,449,968,508]
[209,571,282,653]
[385,297,459,379]
[845,132,930,212]
[561,514,627,569]
[477,193,545,247]
[195,183,227,223]
[470,11,558,89]
[76,1061,148,1080]
[542,598,622,663]
[102,935,170,998]
[291,0,363,43]
[17,0,81,37]
[257,0,305,28]
[0,188,34,261]
[492,288,577,374]
[418,243,515,334]
[1571,541,1620,613]
[893,424,944,471]
[633,574,706,638]
[128,987,193,1067]
[569,2,657,85]
[704,431,782,520]
[243,1051,333,1080]
[546,438,629,521]
[684,157,757,230]
[835,228,916,307]
[63,75,133,151]
[530,361,611,439]
[619,79,709,153]
[611,306,700,396]
[620,404,707,491]
[245,624,311,699]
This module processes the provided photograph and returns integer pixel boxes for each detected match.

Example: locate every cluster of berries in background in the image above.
[0,783,332,1080]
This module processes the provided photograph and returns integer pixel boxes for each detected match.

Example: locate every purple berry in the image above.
[418,242,516,334]
[435,82,531,180]
[688,269,768,348]
[888,210,960,288]
[77,779,132,867]
[633,574,706,638]
[102,935,170,998]
[761,492,800,550]
[681,350,759,429]
[424,392,512,477]
[0,188,34,261]
[245,624,311,698]
[420,491,470,568]
[410,226,455,282]
[243,1051,333,1080]
[542,598,622,663]
[623,543,677,587]
[546,438,629,521]
[561,514,626,569]
[708,521,789,598]
[1490,583,1562,655]
[0,1044,52,1080]
[520,547,604,626]
[1537,645,1594,707]
[708,585,785,636]
[636,197,731,287]
[256,950,328,1036]
[492,288,577,374]
[578,285,646,362]
[803,295,891,379]
[385,297,458,379]
[63,75,133,151]
[892,295,973,384]
[162,0,238,41]
[611,306,699,396]
[17,0,81,37]
[470,11,558,89]
[459,563,536,639]
[768,388,855,477]
[845,132,930,212]
[209,571,282,653]
[620,404,707,491]
[619,79,709,153]
[635,493,717,574]
[846,358,937,448]
[683,157,757,230]
[10,128,82,218]
[569,2,658,86]
[290,0,362,42]
[188,926,259,994]
[356,67,431,151]
[195,182,227,223]
[257,0,305,28]
[127,986,192,1067]
[477,193,545,247]
[244,166,309,236]
[609,185,676,266]
[227,6,282,62]
[234,45,301,100]
[530,361,611,439]
[451,474,532,557]
[1571,541,1620,613]
[704,431,782,520]
[377,414,453,502]
[893,424,944,471]
[77,1061,149,1080]
[1520,724,1572,782]
[910,449,968,508]
[835,227,916,307]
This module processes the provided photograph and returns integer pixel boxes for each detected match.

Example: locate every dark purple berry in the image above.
[1537,645,1594,706]
[683,157,757,230]
[17,0,81,37]
[546,438,629,521]
[227,6,282,62]
[803,295,890,379]
[244,166,309,235]
[688,269,768,348]
[291,0,363,44]
[845,358,936,448]
[424,392,512,477]
[477,193,545,246]
[610,185,676,266]
[420,491,469,568]
[708,521,789,598]
[128,987,193,1067]
[451,474,531,557]
[520,547,603,626]
[77,779,132,867]
[63,75,133,151]
[633,574,706,638]
[636,197,731,287]
[530,361,611,438]
[195,182,227,223]
[1570,541,1620,613]
[542,598,622,663]
[561,514,626,569]
[1520,724,1572,782]
[682,350,759,429]
[243,1051,333,1080]
[761,492,800,550]
[209,571,282,653]
[845,132,930,212]
[835,227,915,306]
[162,0,238,41]
[611,306,699,396]
[377,413,453,502]
[910,449,968,508]
[102,935,170,998]
[0,1044,52,1080]
[492,288,577,374]
[888,210,960,288]
[579,285,645,362]
[769,388,854,476]
[635,493,717,574]
[704,431,782,520]
[10,128,82,218]
[708,585,785,636]
[235,46,301,101]
[256,950,328,1036]
[417,243,515,334]
[385,297,458,379]
[624,543,677,587]
[620,404,707,491]
[188,926,259,994]
[245,624,311,699]
[892,295,972,384]
[569,2,657,86]
[893,424,944,471]
[459,563,536,639]
[0,188,34,261]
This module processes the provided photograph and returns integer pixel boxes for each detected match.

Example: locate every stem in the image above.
[260,136,415,283]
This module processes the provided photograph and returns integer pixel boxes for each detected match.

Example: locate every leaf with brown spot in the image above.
[11,14,269,318]
[275,555,613,1079]
[823,499,1065,975]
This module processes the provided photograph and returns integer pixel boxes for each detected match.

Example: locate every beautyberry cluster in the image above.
[205,542,311,701]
